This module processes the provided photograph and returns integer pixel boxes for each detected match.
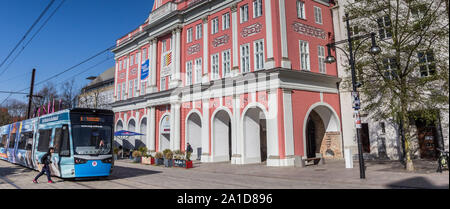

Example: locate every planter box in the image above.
[173,159,193,169]
[155,158,164,165]
[141,157,154,165]
[164,158,173,167]
[133,157,141,163]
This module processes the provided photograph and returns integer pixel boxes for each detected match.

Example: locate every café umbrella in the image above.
[114,130,145,158]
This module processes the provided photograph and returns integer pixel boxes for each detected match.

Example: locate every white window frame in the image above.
[142,48,147,63]
[186,61,193,85]
[222,50,231,78]
[134,79,139,97]
[240,43,250,73]
[187,28,193,43]
[195,24,202,40]
[129,80,133,97]
[240,4,249,23]
[254,39,265,71]
[195,58,202,84]
[141,81,146,95]
[211,53,220,80]
[212,18,219,34]
[117,83,121,101]
[253,0,263,18]
[222,13,230,30]
[297,1,306,19]
[314,6,322,24]
[299,40,310,71]
[318,45,326,73]
[162,40,167,52]
[122,82,126,100]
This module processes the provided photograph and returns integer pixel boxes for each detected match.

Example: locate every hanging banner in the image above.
[141,59,149,80]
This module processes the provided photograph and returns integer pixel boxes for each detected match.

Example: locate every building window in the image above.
[253,0,263,18]
[211,54,220,80]
[131,55,135,66]
[129,80,133,98]
[314,6,322,24]
[141,81,146,95]
[254,40,264,71]
[222,50,231,77]
[240,4,249,23]
[162,40,167,52]
[186,61,193,85]
[318,45,326,73]
[222,13,230,30]
[195,58,202,83]
[187,28,193,43]
[212,18,219,34]
[380,122,386,134]
[297,1,306,19]
[142,48,147,62]
[299,40,310,71]
[241,44,250,73]
[377,15,392,39]
[122,83,126,100]
[196,24,202,40]
[117,84,121,100]
[383,57,397,80]
[134,79,139,97]
[418,51,436,77]
[161,77,166,91]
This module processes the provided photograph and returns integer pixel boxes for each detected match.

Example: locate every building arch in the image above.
[210,106,233,162]
[302,102,342,159]
[185,109,202,160]
[241,102,269,164]
[158,112,171,152]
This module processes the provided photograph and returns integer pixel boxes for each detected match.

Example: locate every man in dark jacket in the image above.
[33,147,55,183]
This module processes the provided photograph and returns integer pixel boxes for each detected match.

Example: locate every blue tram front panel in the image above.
[73,156,112,177]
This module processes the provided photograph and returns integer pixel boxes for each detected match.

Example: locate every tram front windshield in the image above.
[72,125,112,155]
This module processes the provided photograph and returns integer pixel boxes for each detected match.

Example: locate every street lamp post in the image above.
[325,13,381,179]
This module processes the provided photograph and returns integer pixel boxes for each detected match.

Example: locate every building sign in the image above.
[187,44,201,55]
[160,115,170,134]
[161,51,173,77]
[292,22,326,39]
[141,59,149,80]
[212,35,229,47]
[241,23,262,38]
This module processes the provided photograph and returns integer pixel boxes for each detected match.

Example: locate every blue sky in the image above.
[0,0,154,105]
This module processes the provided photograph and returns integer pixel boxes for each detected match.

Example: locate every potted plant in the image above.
[163,149,173,167]
[132,150,142,163]
[139,147,152,165]
[173,151,193,169]
[154,152,164,165]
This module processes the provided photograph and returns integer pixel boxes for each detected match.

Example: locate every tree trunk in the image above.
[400,81,414,171]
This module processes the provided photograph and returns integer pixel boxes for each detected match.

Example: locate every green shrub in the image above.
[132,150,142,158]
[164,150,173,159]
[155,152,163,159]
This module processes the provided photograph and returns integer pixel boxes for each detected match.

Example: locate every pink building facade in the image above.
[112,0,342,166]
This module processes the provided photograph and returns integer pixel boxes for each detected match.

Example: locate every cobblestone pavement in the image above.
[0,159,448,189]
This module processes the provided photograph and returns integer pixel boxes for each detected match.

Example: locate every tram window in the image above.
[60,125,70,156]
[26,135,33,150]
[37,129,51,152]
[53,128,62,153]
[8,133,16,148]
[0,135,6,148]
[18,133,28,150]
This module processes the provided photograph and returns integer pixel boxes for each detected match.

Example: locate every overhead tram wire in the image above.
[0,44,116,106]
[0,0,56,76]
[1,0,67,75]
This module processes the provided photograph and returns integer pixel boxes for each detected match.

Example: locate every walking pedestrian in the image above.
[33,147,55,184]
[186,143,193,160]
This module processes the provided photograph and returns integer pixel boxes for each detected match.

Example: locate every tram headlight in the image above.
[101,157,112,164]
[74,157,87,164]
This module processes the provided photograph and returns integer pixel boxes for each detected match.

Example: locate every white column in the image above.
[151,39,157,92]
[114,60,119,101]
[137,50,142,95]
[231,4,239,75]
[148,107,156,151]
[231,93,241,164]
[201,98,210,162]
[202,17,209,84]
[125,56,130,98]
[174,102,181,151]
[264,0,275,69]
[282,89,295,166]
[278,0,291,69]
[266,89,280,166]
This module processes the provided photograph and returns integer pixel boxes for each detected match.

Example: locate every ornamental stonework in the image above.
[241,23,262,38]
[187,44,201,55]
[212,34,229,47]
[292,22,326,39]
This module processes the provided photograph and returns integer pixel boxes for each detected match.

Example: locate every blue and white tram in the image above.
[0,108,114,179]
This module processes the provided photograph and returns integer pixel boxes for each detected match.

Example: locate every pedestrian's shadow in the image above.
[387,176,449,189]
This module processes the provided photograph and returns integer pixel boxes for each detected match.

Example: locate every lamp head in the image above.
[325,56,336,64]
[369,33,381,55]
